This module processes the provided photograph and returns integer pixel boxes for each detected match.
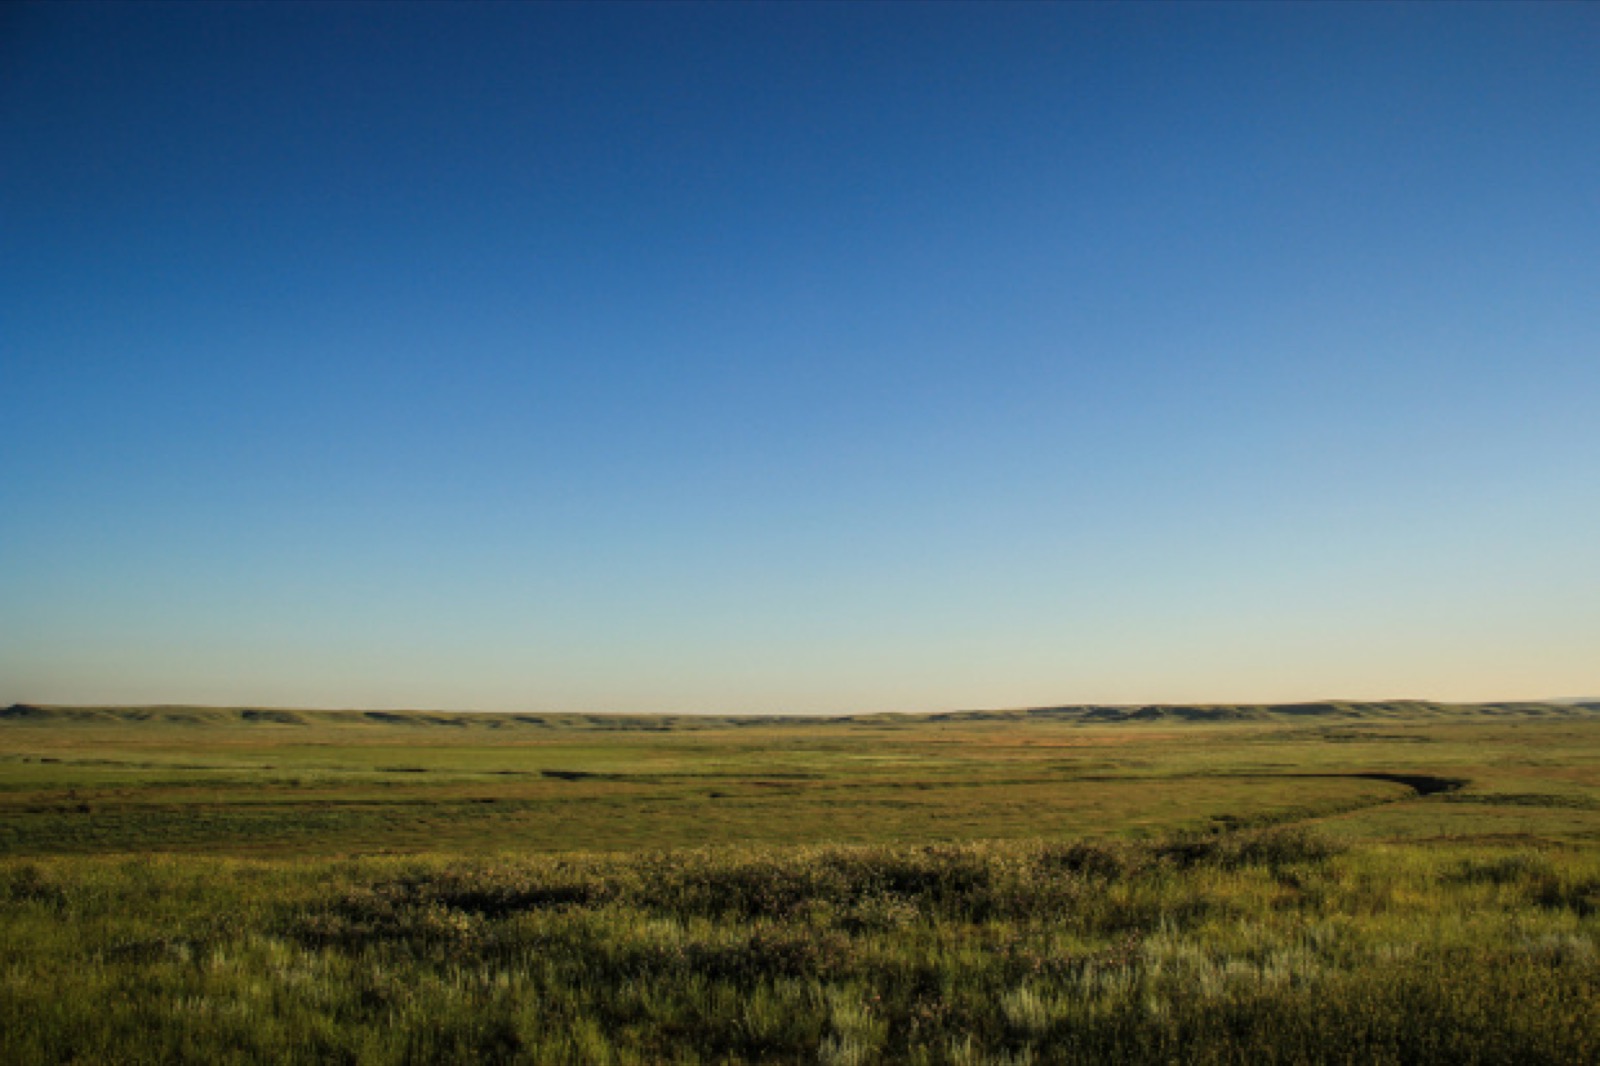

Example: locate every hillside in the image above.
[5,699,1597,732]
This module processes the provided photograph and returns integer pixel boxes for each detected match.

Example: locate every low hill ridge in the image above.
[4,699,1597,731]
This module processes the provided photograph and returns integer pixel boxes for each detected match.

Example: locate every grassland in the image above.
[3,701,1599,1062]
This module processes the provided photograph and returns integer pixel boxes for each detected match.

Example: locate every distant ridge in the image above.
[4,699,1599,731]
[919,699,1600,724]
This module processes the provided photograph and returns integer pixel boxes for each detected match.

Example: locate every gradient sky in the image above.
[3,2,1597,714]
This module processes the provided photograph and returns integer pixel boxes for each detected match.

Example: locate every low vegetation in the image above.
[3,703,1599,1062]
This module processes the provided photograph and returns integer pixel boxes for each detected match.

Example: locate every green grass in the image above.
[7,701,1599,856]
[3,832,1597,1063]
[3,701,1599,1061]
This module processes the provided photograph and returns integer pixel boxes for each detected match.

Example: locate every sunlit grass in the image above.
[2,831,1597,1063]
[7,704,1599,857]
[3,703,1599,1060]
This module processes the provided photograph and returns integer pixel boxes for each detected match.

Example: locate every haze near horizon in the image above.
[3,2,1597,714]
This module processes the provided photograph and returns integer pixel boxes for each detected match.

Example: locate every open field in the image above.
[6,700,1600,857]
[4,702,1600,1062]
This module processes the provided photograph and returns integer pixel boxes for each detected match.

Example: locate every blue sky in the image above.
[3,2,1597,713]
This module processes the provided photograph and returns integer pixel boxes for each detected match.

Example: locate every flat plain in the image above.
[3,701,1599,1063]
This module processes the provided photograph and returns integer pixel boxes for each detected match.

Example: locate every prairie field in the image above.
[3,701,1599,1063]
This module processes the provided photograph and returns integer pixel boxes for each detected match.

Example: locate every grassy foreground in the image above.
[3,702,1599,1062]
[4,831,1597,1064]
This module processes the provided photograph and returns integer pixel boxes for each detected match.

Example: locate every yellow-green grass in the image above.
[5,702,1600,1062]
[4,703,1599,856]
[2,831,1597,1064]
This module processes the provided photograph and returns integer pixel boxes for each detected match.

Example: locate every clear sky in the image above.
[3,2,1596,714]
